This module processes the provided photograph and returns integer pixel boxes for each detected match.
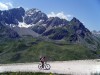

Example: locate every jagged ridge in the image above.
[0,7,98,43]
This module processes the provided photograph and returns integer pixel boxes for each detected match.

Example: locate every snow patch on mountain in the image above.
[35,9,40,12]
[38,20,44,22]
[18,22,33,28]
[26,8,40,16]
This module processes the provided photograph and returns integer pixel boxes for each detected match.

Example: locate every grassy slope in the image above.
[0,37,99,64]
[0,72,66,75]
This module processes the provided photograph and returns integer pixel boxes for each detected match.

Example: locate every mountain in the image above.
[0,7,92,41]
[0,7,25,25]
[92,30,100,37]
[0,22,19,40]
[92,30,100,42]
[24,8,48,24]
[0,7,100,63]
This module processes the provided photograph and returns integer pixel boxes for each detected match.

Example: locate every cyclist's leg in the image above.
[42,62,44,68]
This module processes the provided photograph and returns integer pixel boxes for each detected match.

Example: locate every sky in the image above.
[0,0,100,31]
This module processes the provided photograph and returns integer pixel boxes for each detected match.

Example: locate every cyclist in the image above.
[40,56,46,68]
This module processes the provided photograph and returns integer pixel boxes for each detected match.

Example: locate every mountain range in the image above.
[0,7,100,63]
[0,7,94,41]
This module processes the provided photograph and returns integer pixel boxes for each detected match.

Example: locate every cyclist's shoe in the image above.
[42,65,44,68]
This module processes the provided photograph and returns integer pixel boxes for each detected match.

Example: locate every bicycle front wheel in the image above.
[45,64,51,70]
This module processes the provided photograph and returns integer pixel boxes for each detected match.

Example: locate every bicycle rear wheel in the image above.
[45,64,51,70]
[38,64,42,70]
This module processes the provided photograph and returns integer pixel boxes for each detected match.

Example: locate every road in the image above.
[0,59,100,75]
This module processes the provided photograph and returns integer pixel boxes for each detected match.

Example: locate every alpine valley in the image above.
[0,7,100,63]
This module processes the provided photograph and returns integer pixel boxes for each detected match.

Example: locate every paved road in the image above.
[0,59,100,75]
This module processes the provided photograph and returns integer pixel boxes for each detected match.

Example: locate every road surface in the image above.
[0,59,100,75]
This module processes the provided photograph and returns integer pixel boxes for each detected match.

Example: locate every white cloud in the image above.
[0,2,13,10]
[67,14,72,18]
[47,12,72,20]
[5,2,13,8]
[25,8,29,11]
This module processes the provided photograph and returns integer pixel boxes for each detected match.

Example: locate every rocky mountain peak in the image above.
[70,17,86,30]
[24,8,48,24]
[0,7,25,25]
[25,8,41,15]
[71,17,80,23]
[45,17,68,27]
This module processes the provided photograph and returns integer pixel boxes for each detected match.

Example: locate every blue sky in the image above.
[0,0,100,31]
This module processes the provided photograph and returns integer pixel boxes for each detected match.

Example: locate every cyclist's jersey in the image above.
[40,57,45,62]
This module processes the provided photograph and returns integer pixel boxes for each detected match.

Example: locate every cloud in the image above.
[5,2,13,8]
[47,12,72,20]
[0,2,13,10]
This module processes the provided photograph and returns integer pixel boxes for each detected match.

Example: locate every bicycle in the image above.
[38,62,51,70]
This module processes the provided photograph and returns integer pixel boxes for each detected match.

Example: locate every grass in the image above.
[0,37,99,64]
[0,72,67,75]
